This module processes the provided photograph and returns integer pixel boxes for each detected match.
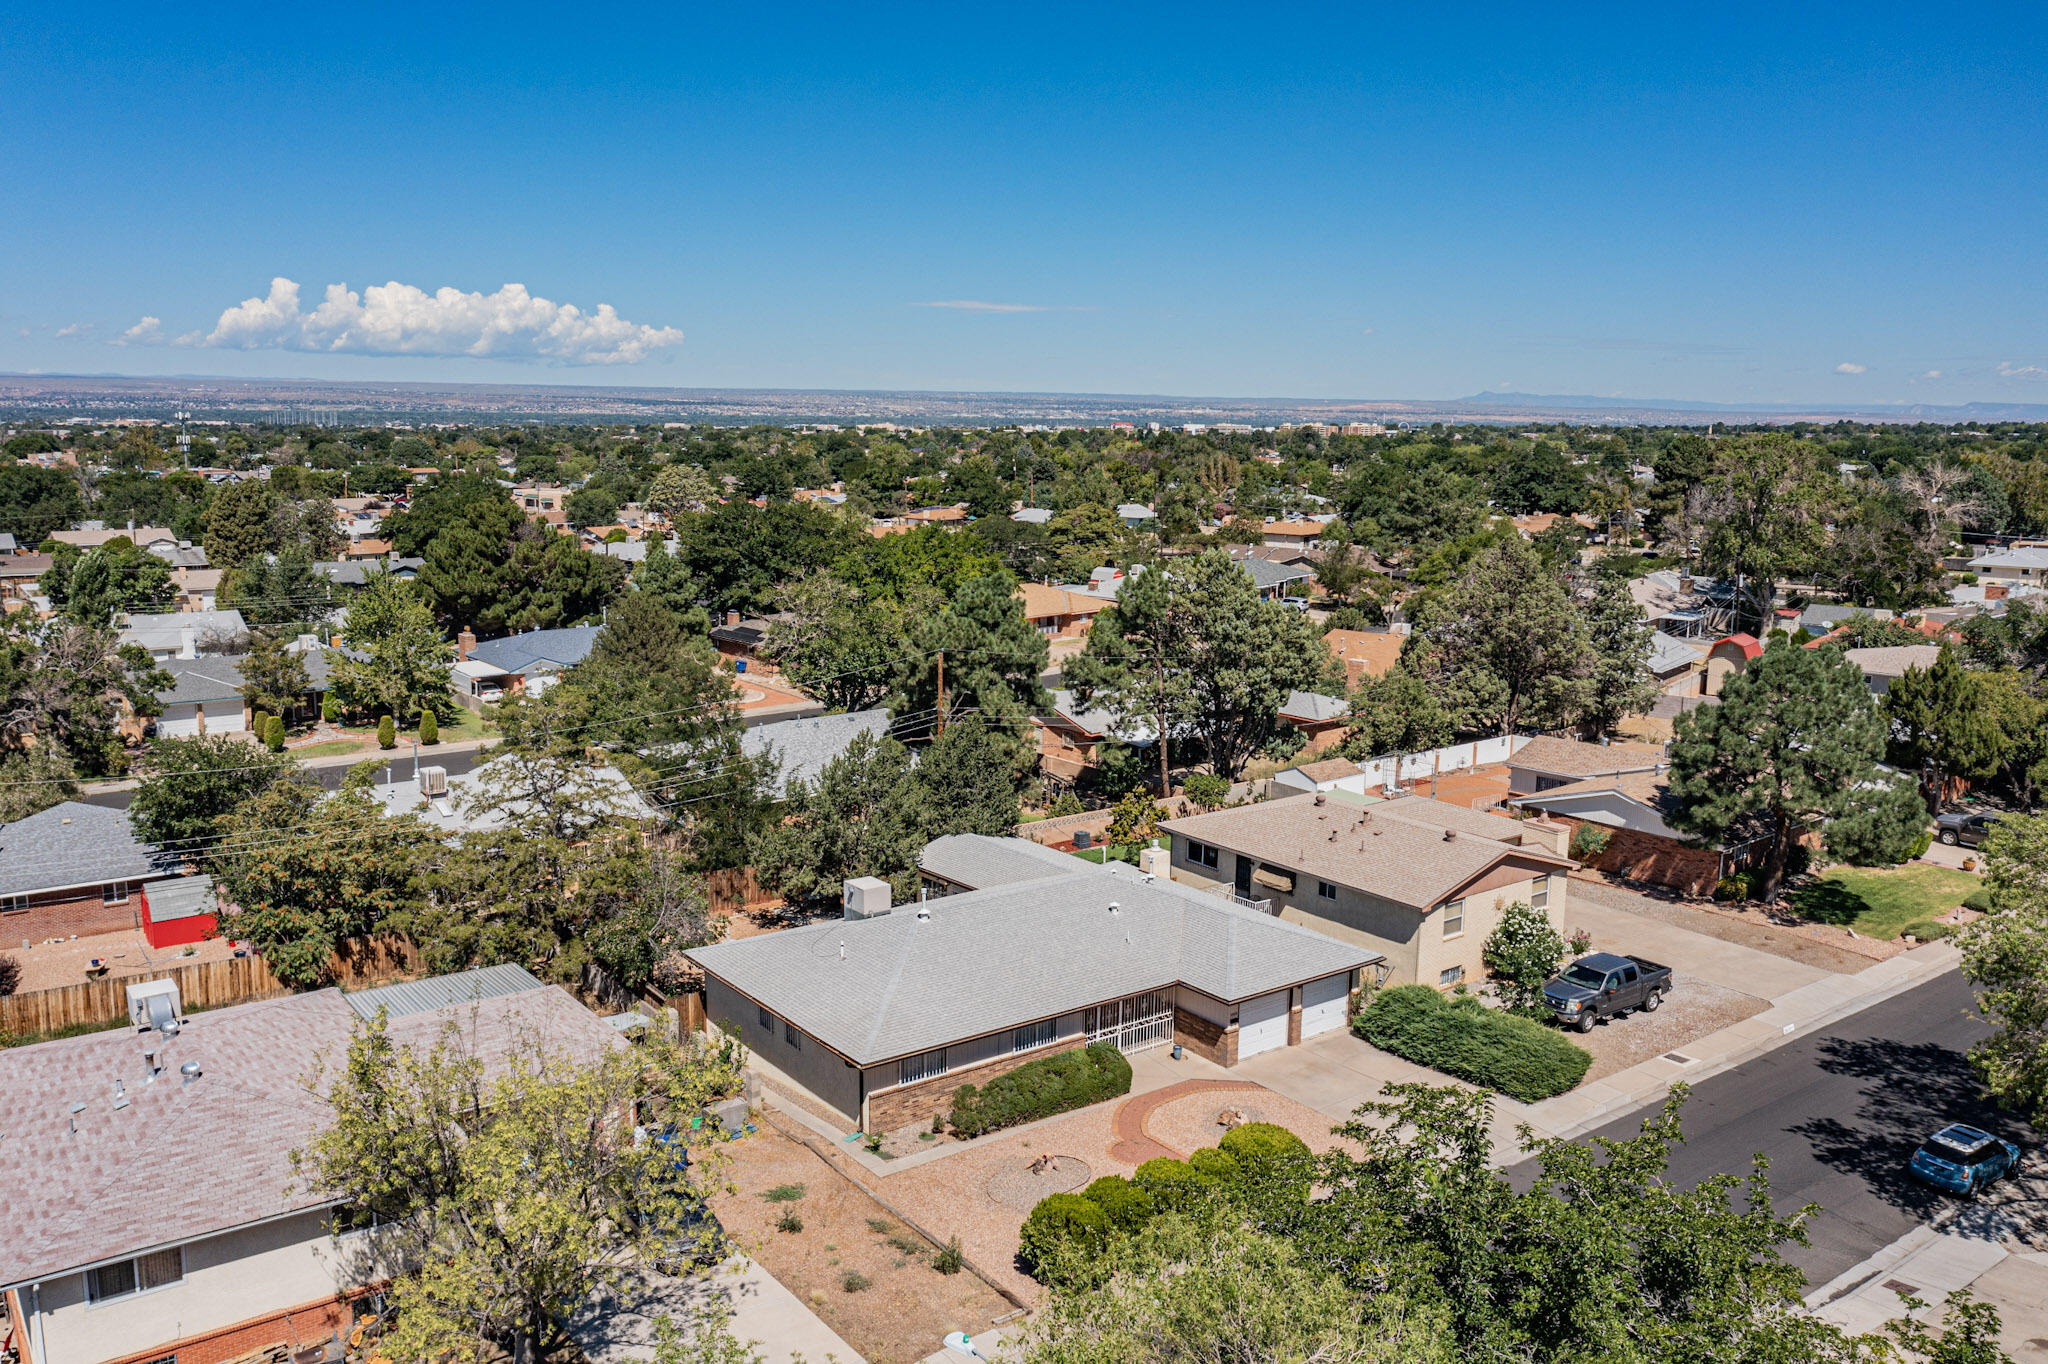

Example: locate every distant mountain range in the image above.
[3,372,2045,427]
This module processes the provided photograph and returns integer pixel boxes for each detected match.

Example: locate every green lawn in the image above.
[1789,865,1983,940]
[434,707,495,742]
[293,739,372,760]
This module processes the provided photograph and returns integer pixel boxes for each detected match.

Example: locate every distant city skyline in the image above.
[4,3,2043,406]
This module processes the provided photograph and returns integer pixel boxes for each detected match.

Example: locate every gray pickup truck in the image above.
[1542,952,1673,1032]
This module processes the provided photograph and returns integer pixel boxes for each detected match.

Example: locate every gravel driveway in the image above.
[1561,976,1769,1082]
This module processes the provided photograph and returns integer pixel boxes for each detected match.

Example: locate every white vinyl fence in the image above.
[1330,734,1534,796]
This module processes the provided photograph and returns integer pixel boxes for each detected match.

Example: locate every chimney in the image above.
[727,610,741,627]
[457,626,476,661]
[178,625,196,660]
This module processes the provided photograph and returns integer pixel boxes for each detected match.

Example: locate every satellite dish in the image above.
[942,1332,984,1360]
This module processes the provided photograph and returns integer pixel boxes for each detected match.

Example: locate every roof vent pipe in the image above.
[916,902,931,921]
[1107,901,1120,916]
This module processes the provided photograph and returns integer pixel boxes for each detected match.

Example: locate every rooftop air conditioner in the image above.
[842,876,893,920]
[126,978,182,1031]
[419,765,449,798]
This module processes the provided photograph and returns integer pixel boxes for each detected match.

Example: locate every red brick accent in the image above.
[1173,1008,1235,1066]
[2,888,146,944]
[100,1291,362,1364]
[1549,817,1721,896]
[869,1036,1087,1133]
[1108,1079,1266,1163]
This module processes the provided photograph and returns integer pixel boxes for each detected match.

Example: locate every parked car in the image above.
[1280,596,1311,611]
[1542,952,1673,1033]
[1908,1123,2020,1196]
[1934,811,2001,847]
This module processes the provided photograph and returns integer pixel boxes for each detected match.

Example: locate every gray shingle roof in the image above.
[1243,558,1313,591]
[144,874,218,923]
[1279,689,1349,723]
[685,869,1376,1066]
[466,625,601,676]
[919,833,1098,889]
[0,801,166,897]
[156,656,246,706]
[117,609,248,653]
[311,556,424,586]
[741,708,891,797]
[0,978,620,1287]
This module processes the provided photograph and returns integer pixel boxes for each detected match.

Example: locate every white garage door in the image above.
[1237,989,1290,1059]
[156,704,247,739]
[1300,973,1350,1038]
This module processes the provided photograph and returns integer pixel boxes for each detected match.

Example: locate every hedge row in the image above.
[1354,985,1591,1102]
[948,1041,1133,1139]
[1018,1122,1309,1277]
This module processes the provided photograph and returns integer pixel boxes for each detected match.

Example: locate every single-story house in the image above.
[687,849,1378,1132]
[170,565,225,611]
[1646,630,1708,696]
[709,611,781,668]
[1704,633,1762,695]
[1018,582,1114,639]
[49,526,178,553]
[139,873,221,949]
[357,759,655,836]
[1506,735,1666,795]
[917,830,1108,897]
[1034,689,1153,782]
[741,708,892,798]
[1010,507,1053,525]
[1272,756,1363,796]
[1842,644,1944,697]
[1115,503,1158,527]
[1160,794,1574,990]
[117,609,249,662]
[0,965,621,1364]
[451,624,602,704]
[1967,544,2048,585]
[0,801,176,943]
[152,656,251,737]
[0,553,54,607]
[1324,628,1403,682]
[311,556,424,586]
[1796,603,1894,636]
[1241,556,1314,601]
[1277,689,1350,755]
[1508,770,1725,896]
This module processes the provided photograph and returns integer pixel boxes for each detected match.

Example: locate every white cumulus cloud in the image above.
[1833,362,1867,374]
[1996,360,2047,381]
[196,277,683,364]
[1920,369,1943,380]
[114,316,165,346]
[55,322,94,338]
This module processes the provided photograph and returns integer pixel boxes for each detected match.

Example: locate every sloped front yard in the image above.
[1789,866,1983,942]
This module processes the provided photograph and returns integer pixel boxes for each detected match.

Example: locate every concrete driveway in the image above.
[1563,887,1834,1000]
[569,1258,862,1364]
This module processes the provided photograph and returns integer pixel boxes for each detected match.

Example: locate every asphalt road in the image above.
[1541,970,2029,1287]
[80,743,488,810]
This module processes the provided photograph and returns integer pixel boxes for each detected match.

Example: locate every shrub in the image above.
[321,694,341,723]
[377,715,396,750]
[1217,1122,1309,1165]
[1105,786,1160,846]
[1355,985,1592,1102]
[1963,888,1994,913]
[1049,792,1085,818]
[777,1210,803,1233]
[948,1041,1132,1139]
[1132,1157,1206,1210]
[250,711,268,741]
[1900,919,1957,942]
[840,1271,870,1293]
[1569,824,1612,860]
[1081,1175,1154,1231]
[865,1217,891,1234]
[1187,1147,1242,1182]
[264,715,285,753]
[1714,873,1750,902]
[761,1183,806,1202]
[0,953,19,997]
[1018,1193,1109,1274]
[1906,831,1933,861]
[1481,901,1566,1014]
[1181,773,1230,810]
[419,711,439,746]
[934,1236,964,1274]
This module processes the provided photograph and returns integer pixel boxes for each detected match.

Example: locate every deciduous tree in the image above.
[129,735,294,860]
[326,568,455,726]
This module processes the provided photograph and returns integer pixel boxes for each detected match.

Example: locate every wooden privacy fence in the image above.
[0,954,289,1036]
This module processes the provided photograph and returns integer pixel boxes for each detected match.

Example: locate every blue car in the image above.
[1908,1124,2020,1196]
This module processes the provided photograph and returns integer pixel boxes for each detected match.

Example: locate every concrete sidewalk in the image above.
[1523,940,1963,1140]
[569,1258,864,1364]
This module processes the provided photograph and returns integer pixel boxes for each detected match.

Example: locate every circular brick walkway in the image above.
[1107,1079,1268,1165]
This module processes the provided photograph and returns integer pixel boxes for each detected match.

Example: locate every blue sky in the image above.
[3,2,2044,404]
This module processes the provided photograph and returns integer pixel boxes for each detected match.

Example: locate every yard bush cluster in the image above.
[947,1041,1132,1139]
[1019,1122,1309,1278]
[1354,985,1591,1102]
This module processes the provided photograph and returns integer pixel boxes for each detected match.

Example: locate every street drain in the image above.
[1662,1052,1695,1064]
[1883,1280,1919,1296]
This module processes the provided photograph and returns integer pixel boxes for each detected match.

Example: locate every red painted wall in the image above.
[140,885,219,950]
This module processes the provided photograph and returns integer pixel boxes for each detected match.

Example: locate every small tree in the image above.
[378,715,396,750]
[0,953,20,997]
[1105,786,1160,849]
[420,710,440,746]
[1181,773,1229,810]
[250,710,269,741]
[1482,901,1567,1014]
[263,714,285,753]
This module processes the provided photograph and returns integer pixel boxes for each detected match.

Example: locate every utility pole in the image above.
[935,649,945,737]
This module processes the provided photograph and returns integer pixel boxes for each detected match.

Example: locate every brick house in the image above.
[1159,794,1574,991]
[1033,689,1152,782]
[1277,689,1350,756]
[685,839,1375,1133]
[0,802,178,944]
[1508,770,1726,896]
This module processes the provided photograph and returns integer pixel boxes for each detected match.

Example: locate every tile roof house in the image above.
[687,848,1378,1130]
[0,968,622,1364]
[1160,793,1573,990]
[741,708,892,797]
[1506,736,1666,794]
[0,801,176,943]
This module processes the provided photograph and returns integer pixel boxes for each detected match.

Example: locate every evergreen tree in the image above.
[749,733,930,905]
[896,572,1049,761]
[264,714,286,752]
[1577,573,1659,738]
[633,539,710,632]
[644,462,718,517]
[238,629,312,722]
[201,479,281,569]
[1339,665,1454,759]
[1407,537,1592,736]
[1667,639,1896,902]
[420,710,439,745]
[1883,645,2000,812]
[378,714,396,750]
[913,714,1022,836]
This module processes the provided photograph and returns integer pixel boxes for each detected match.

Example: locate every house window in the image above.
[87,1248,183,1303]
[1012,1018,1057,1052]
[758,1005,773,1031]
[1439,966,1466,988]
[1183,839,1219,870]
[784,1021,800,1050]
[102,882,130,905]
[1441,899,1465,938]
[899,1049,947,1086]
[1531,876,1551,910]
[1316,880,1338,901]
[0,893,26,914]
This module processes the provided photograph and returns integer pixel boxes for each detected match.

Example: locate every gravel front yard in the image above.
[1570,877,1882,973]
[1562,976,1769,1082]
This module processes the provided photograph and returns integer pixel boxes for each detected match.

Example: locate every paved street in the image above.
[1559,970,2030,1287]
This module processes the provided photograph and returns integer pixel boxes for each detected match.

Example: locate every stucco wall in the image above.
[30,1210,365,1364]
[705,975,863,1127]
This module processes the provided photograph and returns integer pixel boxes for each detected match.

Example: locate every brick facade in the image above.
[1553,817,1722,897]
[101,1291,358,1364]
[2,886,146,944]
[1173,1007,1236,1066]
[868,1036,1087,1133]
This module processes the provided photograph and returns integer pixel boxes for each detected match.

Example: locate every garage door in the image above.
[1300,973,1350,1038]
[1237,989,1290,1059]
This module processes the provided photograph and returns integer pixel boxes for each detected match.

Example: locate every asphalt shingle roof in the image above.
[144,874,218,923]
[741,708,891,797]
[1843,644,1944,678]
[0,801,165,897]
[686,867,1376,1065]
[156,656,247,706]
[344,962,548,1020]
[1279,689,1349,723]
[466,625,601,676]
[1509,736,1666,780]
[1243,558,1313,591]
